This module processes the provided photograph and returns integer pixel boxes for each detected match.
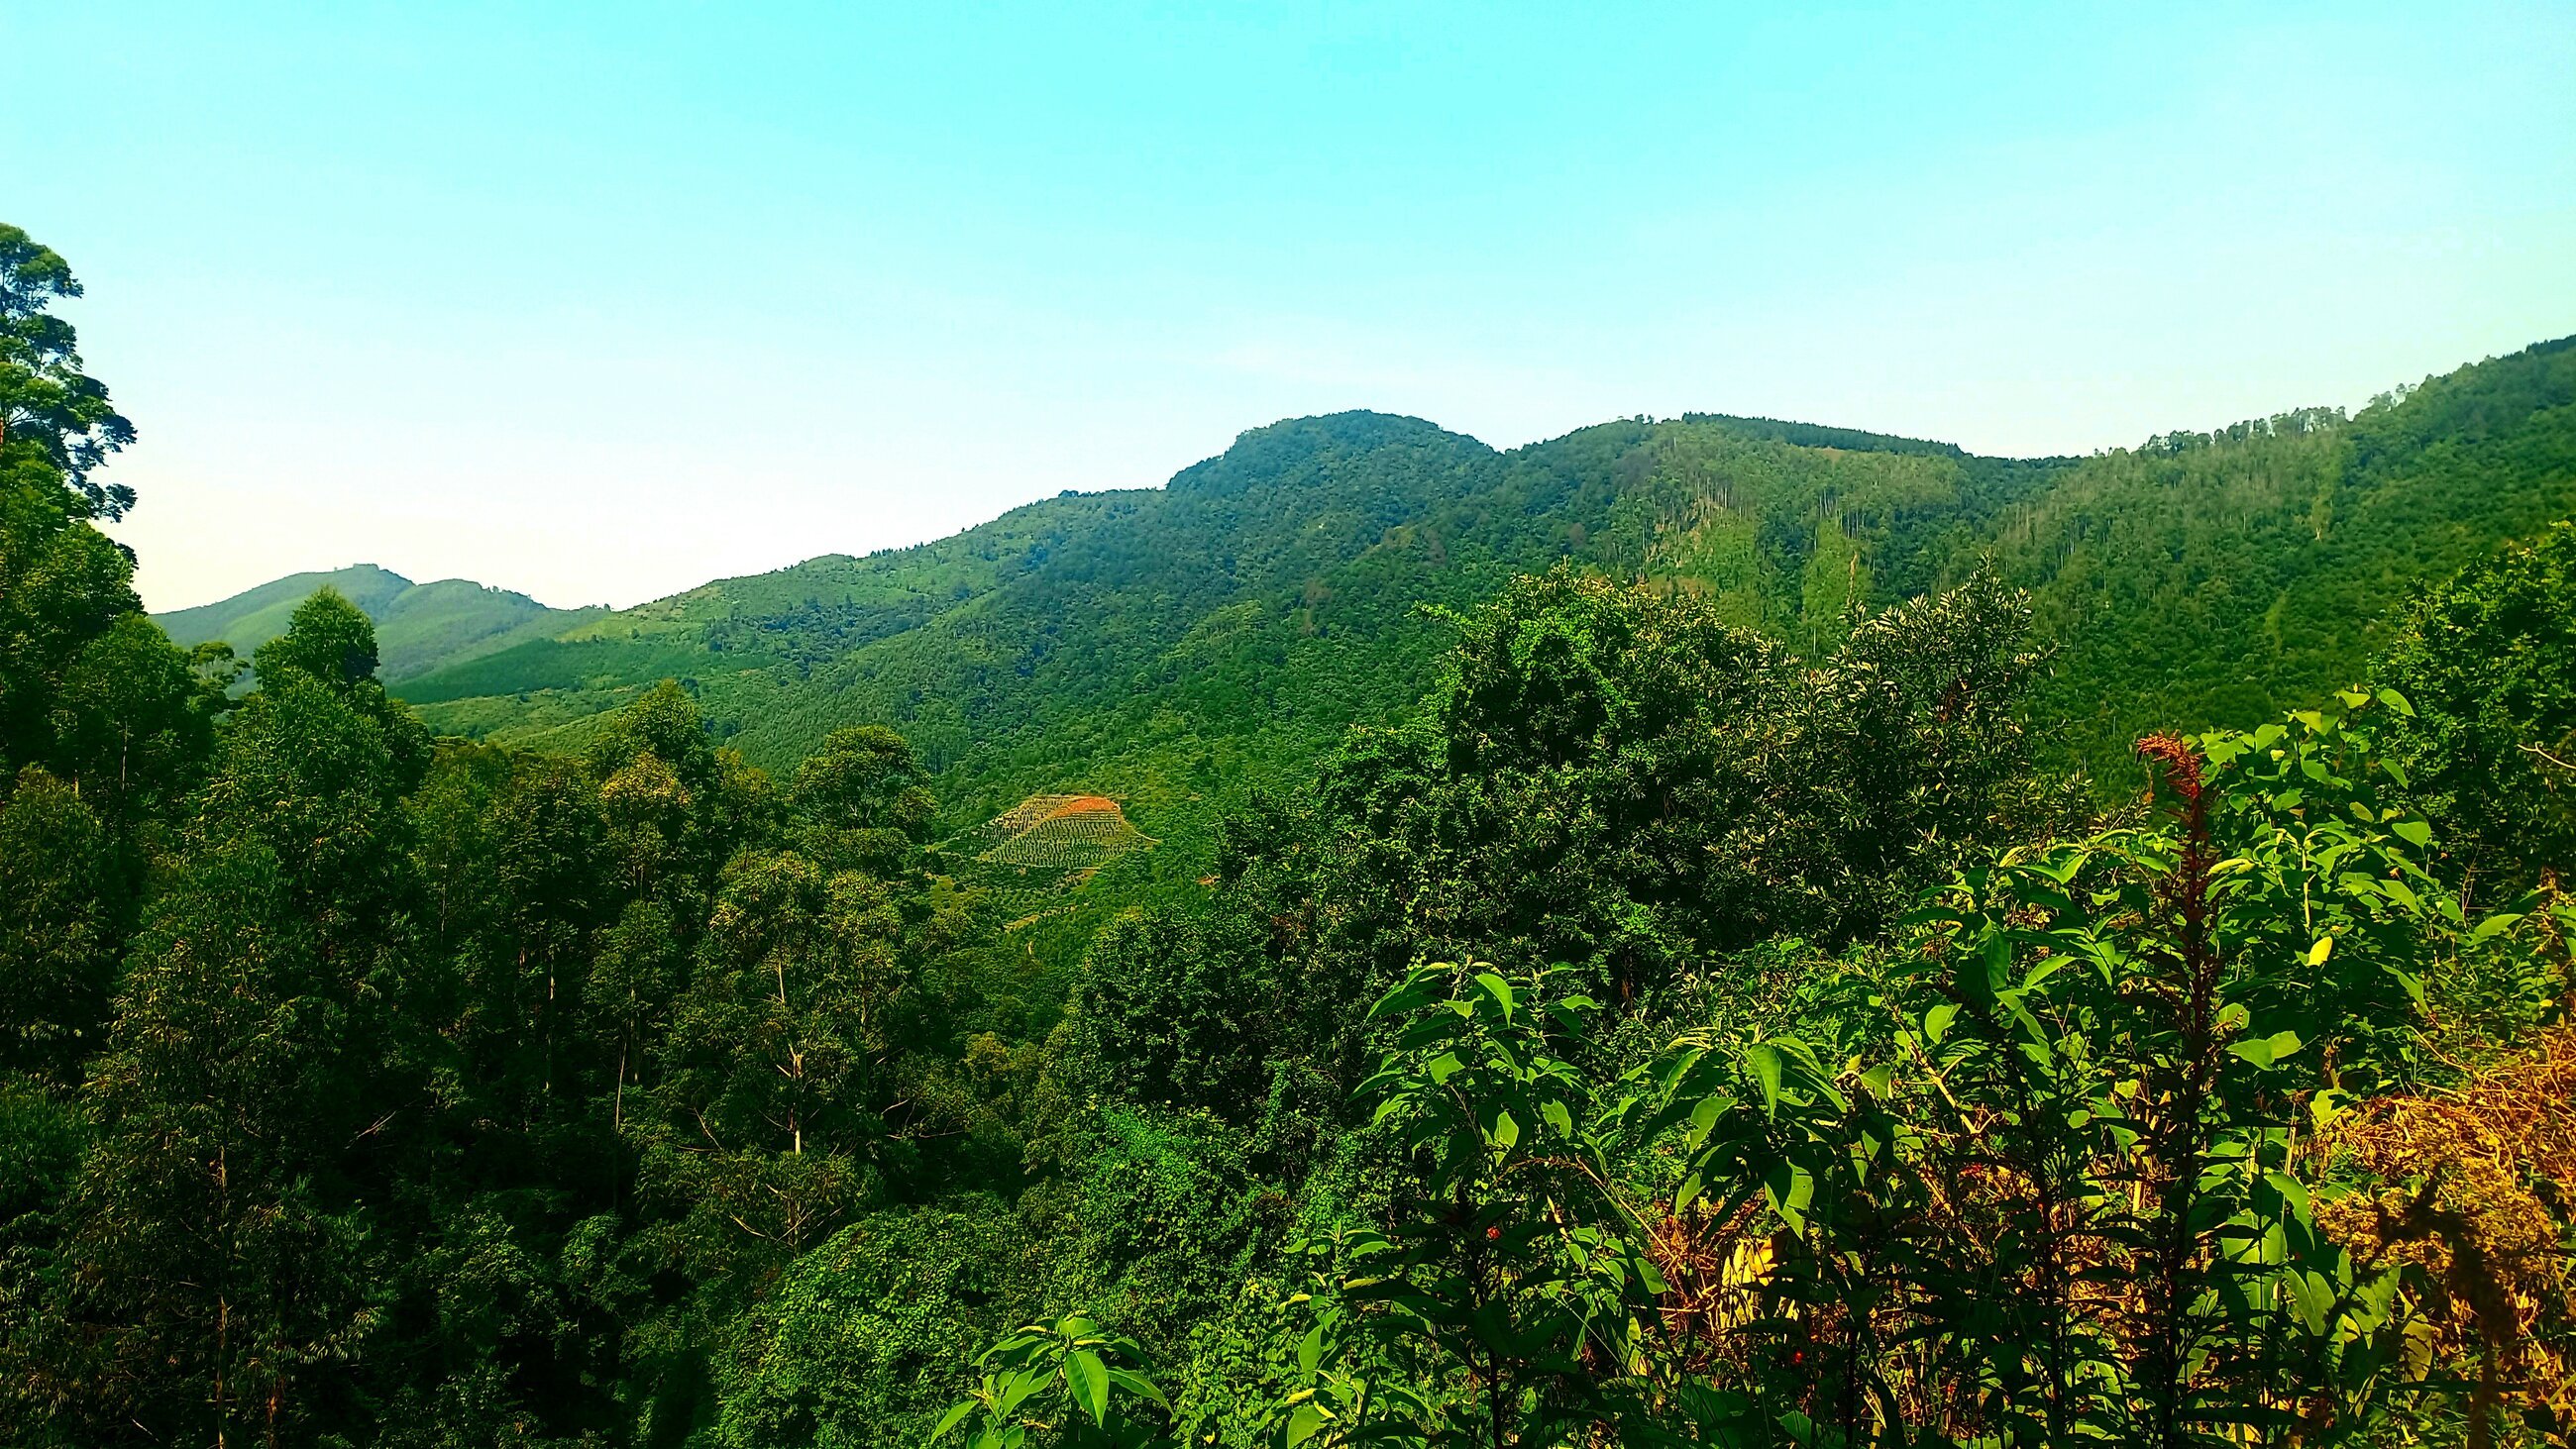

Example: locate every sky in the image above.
[8,2,2572,613]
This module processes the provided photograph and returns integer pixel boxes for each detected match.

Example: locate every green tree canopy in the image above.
[0,223,135,519]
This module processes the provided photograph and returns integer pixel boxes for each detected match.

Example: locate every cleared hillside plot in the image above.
[960,792,1156,870]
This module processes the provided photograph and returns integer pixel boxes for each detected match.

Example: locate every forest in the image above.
[5,220,2574,1449]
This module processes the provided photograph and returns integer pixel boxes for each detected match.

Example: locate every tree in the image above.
[254,588,381,691]
[47,612,220,833]
[0,769,118,1083]
[787,724,935,878]
[1056,907,1279,1125]
[2376,520,2576,899]
[635,848,908,1273]
[0,223,135,519]
[57,606,426,1445]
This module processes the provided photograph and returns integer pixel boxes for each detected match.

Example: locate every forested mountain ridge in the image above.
[389,335,2576,849]
[154,563,602,684]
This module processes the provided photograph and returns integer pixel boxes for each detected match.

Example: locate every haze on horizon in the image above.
[12,1,2571,614]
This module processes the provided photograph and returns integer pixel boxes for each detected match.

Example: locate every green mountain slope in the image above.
[155,564,604,683]
[390,337,2575,855]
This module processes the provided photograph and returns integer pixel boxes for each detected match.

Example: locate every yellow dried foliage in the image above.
[2315,1026,2576,1431]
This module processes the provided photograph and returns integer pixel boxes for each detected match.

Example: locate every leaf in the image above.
[1427,1051,1464,1086]
[2391,819,2432,848]
[1923,1002,1959,1045]
[2376,686,2415,717]
[1541,1098,1573,1138]
[1104,1367,1167,1407]
[996,1366,1048,1415]
[2227,1029,2303,1069]
[1066,1350,1110,1425]
[2383,963,2428,1011]
[1287,1404,1326,1446]
[2470,911,2524,943]
[1744,1043,1783,1117]
[1490,1108,1520,1151]
[2265,1171,2313,1219]
[2306,936,2333,967]
[929,1400,976,1445]
[1673,1170,1705,1213]
[1474,972,1515,1019]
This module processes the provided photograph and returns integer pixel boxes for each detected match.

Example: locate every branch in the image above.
[2521,742,2576,774]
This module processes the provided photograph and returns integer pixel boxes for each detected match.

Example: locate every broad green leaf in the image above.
[2265,1171,2312,1218]
[1923,1002,1959,1045]
[929,1400,976,1445]
[1288,1405,1326,1446]
[1490,1108,1520,1151]
[1474,971,1515,1019]
[1744,1043,1783,1116]
[1104,1368,1166,1406]
[1541,1098,1573,1137]
[2470,910,2524,943]
[2391,819,2431,848]
[1067,1350,1110,1425]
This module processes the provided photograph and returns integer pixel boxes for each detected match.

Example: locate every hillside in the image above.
[154,564,604,683]
[388,339,2576,854]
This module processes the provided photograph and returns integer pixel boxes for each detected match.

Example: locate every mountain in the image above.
[154,564,605,684]
[368,338,2574,857]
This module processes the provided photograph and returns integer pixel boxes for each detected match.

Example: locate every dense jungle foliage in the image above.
[10,223,2576,1447]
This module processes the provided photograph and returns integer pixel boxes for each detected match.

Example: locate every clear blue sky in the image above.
[11,2,2572,611]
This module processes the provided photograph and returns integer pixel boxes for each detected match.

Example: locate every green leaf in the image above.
[1490,1108,1520,1151]
[1067,1350,1110,1425]
[1673,1170,1705,1213]
[2265,1171,2313,1219]
[1474,971,1515,1019]
[929,1400,976,1445]
[1427,1051,1463,1085]
[1541,1098,1573,1138]
[1287,1404,1326,1446]
[1744,1043,1783,1116]
[997,1366,1047,1415]
[1924,1002,1959,1045]
[2391,819,2431,848]
[2470,911,2525,943]
[2384,963,2429,1011]
[2227,1029,2303,1069]
[2376,686,2415,717]
[1104,1367,1166,1407]
[2228,1037,2276,1069]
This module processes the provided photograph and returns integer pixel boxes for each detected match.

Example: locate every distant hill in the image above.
[155,564,605,684]
[374,338,2576,868]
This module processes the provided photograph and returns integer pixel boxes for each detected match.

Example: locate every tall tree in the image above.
[59,602,425,1446]
[0,223,135,519]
